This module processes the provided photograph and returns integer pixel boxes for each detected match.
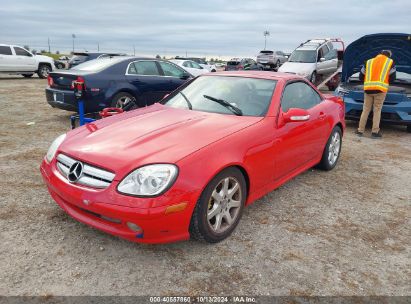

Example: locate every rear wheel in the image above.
[37,64,51,79]
[275,60,281,70]
[407,125,411,133]
[189,167,246,243]
[317,126,342,171]
[110,92,137,110]
[22,74,33,78]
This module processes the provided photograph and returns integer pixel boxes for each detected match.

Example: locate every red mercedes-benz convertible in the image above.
[40,71,345,244]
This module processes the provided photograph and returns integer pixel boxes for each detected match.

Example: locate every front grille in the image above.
[56,154,115,189]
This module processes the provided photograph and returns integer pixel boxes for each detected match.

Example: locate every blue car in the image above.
[46,57,193,113]
[335,33,411,132]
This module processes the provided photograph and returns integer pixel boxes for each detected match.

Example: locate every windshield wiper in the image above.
[203,95,243,116]
[179,91,192,110]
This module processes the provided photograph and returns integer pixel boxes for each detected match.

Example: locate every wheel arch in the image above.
[38,62,52,70]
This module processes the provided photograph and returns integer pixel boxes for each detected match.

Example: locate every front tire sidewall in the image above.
[110,92,137,109]
[310,71,317,84]
[190,167,246,243]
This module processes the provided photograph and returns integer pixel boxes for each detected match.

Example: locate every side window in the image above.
[158,61,186,77]
[281,82,322,112]
[127,62,137,74]
[0,46,12,55]
[320,45,329,59]
[14,47,32,57]
[324,48,337,60]
[190,61,202,69]
[133,61,160,76]
[182,61,191,68]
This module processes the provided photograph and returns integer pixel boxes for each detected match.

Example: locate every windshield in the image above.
[71,58,123,71]
[162,76,277,116]
[289,50,317,63]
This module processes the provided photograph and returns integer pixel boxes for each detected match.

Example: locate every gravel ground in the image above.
[0,75,410,296]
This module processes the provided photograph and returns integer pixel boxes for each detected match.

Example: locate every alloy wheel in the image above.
[207,177,242,233]
[328,132,341,165]
[116,96,135,108]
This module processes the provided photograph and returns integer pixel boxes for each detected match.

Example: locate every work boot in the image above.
[355,130,363,137]
[371,131,383,139]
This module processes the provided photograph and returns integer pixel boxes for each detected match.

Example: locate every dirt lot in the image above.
[0,75,410,296]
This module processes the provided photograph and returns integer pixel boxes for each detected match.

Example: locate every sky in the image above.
[0,0,409,59]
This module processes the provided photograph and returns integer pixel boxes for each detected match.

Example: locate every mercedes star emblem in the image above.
[67,161,83,183]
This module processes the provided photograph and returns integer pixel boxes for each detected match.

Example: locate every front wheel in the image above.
[37,64,51,79]
[190,167,246,243]
[317,126,342,171]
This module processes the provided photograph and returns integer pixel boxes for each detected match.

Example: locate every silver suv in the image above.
[256,50,288,70]
[278,39,338,83]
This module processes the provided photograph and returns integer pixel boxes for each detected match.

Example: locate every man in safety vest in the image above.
[356,50,396,138]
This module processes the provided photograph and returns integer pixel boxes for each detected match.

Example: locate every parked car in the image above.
[40,71,345,244]
[224,58,263,71]
[67,52,126,69]
[169,59,209,76]
[54,56,70,69]
[46,57,192,113]
[256,50,288,70]
[177,57,217,72]
[0,44,55,78]
[335,33,411,132]
[278,39,339,83]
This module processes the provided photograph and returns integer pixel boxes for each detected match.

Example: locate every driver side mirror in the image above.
[282,108,310,123]
[320,57,326,62]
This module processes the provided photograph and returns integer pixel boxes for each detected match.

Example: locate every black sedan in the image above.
[45,57,193,113]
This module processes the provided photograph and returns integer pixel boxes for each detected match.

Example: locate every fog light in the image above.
[126,222,142,232]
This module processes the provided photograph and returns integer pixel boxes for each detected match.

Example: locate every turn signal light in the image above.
[164,202,188,214]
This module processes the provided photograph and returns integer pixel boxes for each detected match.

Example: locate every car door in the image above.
[273,81,327,180]
[324,48,338,73]
[0,46,14,71]
[315,46,326,74]
[157,61,191,91]
[125,60,169,106]
[13,46,36,71]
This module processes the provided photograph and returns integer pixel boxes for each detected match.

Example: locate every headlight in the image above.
[45,134,66,163]
[117,164,178,197]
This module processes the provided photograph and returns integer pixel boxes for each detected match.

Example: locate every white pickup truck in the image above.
[0,44,55,78]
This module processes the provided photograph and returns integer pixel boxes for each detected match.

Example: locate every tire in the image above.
[275,60,281,70]
[37,64,51,79]
[189,167,247,243]
[56,63,64,69]
[110,92,137,110]
[211,69,216,72]
[317,126,342,171]
[22,74,33,78]
[327,85,337,91]
[310,71,317,84]
[407,125,411,133]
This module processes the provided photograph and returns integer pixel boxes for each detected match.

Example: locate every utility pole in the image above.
[133,45,136,56]
[48,37,50,53]
[263,30,270,50]
[72,34,76,53]
[185,50,188,57]
[97,42,100,52]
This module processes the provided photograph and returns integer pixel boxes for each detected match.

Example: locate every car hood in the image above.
[278,62,315,74]
[341,33,411,82]
[35,54,54,63]
[60,103,262,177]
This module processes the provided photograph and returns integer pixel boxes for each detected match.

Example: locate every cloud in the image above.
[0,0,409,58]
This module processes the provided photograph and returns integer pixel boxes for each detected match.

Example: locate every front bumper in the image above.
[343,96,411,126]
[40,159,197,244]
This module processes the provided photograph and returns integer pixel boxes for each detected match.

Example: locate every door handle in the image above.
[319,112,326,120]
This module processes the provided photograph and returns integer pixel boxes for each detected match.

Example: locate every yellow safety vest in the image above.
[364,54,393,93]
